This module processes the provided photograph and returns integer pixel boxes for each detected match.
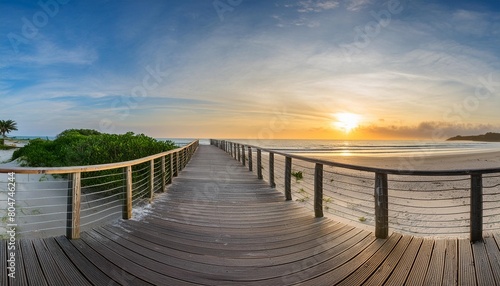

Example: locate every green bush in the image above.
[12,130,177,167]
[12,129,178,199]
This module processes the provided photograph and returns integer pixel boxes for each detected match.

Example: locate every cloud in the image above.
[345,0,371,11]
[20,40,98,65]
[357,121,500,139]
[295,0,340,13]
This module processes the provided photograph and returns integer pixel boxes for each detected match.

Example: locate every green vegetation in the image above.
[0,119,18,139]
[358,216,367,222]
[0,144,16,150]
[12,129,177,167]
[12,129,178,198]
[447,132,500,142]
[291,170,303,182]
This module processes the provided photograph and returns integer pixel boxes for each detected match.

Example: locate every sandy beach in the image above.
[309,150,500,171]
[253,149,500,238]
[0,139,25,164]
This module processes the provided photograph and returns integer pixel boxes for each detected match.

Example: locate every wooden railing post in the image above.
[123,166,133,219]
[169,153,174,182]
[285,157,292,201]
[230,142,233,157]
[161,156,166,192]
[257,149,263,180]
[269,152,276,188]
[374,173,389,239]
[184,148,188,168]
[248,147,253,171]
[314,163,324,218]
[66,172,81,239]
[176,151,180,176]
[471,174,483,242]
[237,144,241,162]
[149,159,155,200]
[242,145,246,167]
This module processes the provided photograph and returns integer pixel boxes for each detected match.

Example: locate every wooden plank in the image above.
[384,237,424,286]
[79,232,193,285]
[472,240,495,286]
[54,236,115,285]
[19,240,48,286]
[423,239,446,286]
[442,239,458,286]
[363,235,413,286]
[69,237,154,286]
[0,240,7,286]
[458,238,477,286]
[12,241,28,286]
[485,235,500,284]
[32,239,70,286]
[405,239,434,286]
[42,238,92,286]
[336,233,402,286]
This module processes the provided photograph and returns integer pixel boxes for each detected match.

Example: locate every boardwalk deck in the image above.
[2,145,500,285]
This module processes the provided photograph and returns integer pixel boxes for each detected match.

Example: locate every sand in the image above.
[253,150,500,238]
[1,143,499,239]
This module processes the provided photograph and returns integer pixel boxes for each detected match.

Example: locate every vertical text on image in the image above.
[6,172,17,279]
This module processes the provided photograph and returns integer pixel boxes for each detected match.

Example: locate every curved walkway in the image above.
[2,145,500,285]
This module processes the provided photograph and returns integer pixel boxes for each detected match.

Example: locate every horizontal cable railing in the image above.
[0,140,199,239]
[211,139,500,242]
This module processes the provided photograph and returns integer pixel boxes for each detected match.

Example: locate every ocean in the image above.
[230,139,500,157]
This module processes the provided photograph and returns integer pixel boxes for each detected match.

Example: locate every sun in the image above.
[332,112,362,133]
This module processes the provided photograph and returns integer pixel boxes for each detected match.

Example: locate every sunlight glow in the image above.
[332,112,362,133]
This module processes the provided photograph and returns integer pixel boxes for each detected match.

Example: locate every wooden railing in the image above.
[211,139,500,242]
[0,140,199,239]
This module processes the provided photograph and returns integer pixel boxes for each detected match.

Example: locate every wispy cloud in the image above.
[345,0,371,11]
[297,0,340,12]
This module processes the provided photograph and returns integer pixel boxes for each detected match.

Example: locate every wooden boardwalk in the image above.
[2,145,500,285]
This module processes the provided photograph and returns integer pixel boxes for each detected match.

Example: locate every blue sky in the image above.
[1,0,500,139]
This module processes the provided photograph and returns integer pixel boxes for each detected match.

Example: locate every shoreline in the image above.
[307,150,500,171]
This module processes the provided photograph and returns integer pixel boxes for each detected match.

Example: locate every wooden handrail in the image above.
[0,140,199,174]
[1,140,198,239]
[212,139,499,242]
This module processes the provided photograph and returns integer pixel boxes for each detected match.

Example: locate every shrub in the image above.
[12,129,178,198]
[12,130,177,167]
[291,171,303,182]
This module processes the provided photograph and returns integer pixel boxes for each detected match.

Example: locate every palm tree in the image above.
[0,120,18,138]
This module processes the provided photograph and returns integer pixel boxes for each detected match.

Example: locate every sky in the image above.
[1,0,500,140]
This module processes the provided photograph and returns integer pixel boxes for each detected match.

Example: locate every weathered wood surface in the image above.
[2,145,500,285]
